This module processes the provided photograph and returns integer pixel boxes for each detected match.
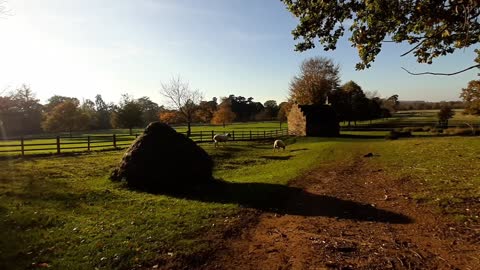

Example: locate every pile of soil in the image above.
[110,122,214,192]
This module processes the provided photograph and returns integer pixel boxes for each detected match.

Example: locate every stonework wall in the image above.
[287,104,306,136]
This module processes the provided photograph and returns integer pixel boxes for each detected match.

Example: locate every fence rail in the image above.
[0,128,289,156]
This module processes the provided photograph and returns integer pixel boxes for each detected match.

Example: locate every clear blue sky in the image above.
[0,0,478,106]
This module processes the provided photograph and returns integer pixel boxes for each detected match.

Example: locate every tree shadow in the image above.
[260,155,293,160]
[338,134,386,139]
[289,148,309,153]
[153,180,412,224]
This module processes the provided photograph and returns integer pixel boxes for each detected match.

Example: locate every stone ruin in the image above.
[288,104,339,137]
[110,122,214,192]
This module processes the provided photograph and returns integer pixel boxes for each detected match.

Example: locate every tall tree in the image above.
[460,80,480,115]
[330,81,368,126]
[81,99,98,130]
[94,94,112,129]
[110,94,143,135]
[263,100,279,118]
[196,97,218,123]
[137,96,162,125]
[211,99,236,128]
[281,0,480,75]
[289,57,340,105]
[437,106,455,127]
[0,85,43,136]
[224,95,263,121]
[384,95,400,113]
[160,77,203,137]
[277,102,292,128]
[42,100,89,136]
[159,110,183,125]
[45,95,79,112]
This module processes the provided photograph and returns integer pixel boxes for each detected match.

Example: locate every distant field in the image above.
[3,112,480,156]
[0,121,287,156]
[1,121,286,140]
[342,109,480,130]
[1,135,479,269]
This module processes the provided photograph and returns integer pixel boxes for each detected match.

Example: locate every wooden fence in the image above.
[0,128,289,156]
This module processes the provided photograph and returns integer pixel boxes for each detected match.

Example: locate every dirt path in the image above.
[204,158,480,270]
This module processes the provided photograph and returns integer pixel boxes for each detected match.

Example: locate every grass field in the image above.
[2,110,480,156]
[1,134,479,269]
[0,121,287,156]
[343,109,480,129]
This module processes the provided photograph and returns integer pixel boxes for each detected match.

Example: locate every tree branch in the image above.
[401,64,480,76]
[400,39,426,57]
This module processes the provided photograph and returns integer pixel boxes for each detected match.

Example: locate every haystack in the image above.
[110,122,213,191]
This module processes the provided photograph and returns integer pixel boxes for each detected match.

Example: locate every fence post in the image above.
[249,131,252,140]
[113,134,117,149]
[264,131,266,139]
[232,131,235,141]
[200,131,203,142]
[135,134,138,139]
[87,136,90,151]
[211,130,214,141]
[56,136,60,154]
[20,137,24,156]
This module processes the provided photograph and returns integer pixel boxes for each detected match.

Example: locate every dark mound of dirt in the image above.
[110,122,214,191]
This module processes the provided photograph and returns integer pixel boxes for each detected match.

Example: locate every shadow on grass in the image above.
[152,180,412,224]
[260,155,293,160]
[289,148,309,153]
[338,134,386,139]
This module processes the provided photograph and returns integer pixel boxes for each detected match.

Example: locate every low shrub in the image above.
[402,127,424,132]
[444,127,478,136]
[422,126,433,132]
[386,130,412,140]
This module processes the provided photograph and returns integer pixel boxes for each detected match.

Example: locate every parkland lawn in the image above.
[0,121,286,156]
[1,134,479,269]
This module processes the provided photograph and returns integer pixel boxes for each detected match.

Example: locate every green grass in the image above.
[0,121,286,156]
[367,137,480,220]
[0,137,344,270]
[1,133,479,269]
[345,109,480,129]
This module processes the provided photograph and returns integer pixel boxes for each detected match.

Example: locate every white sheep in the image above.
[213,133,231,147]
[273,139,286,151]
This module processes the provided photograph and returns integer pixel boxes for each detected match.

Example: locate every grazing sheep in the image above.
[273,139,286,151]
[213,133,231,147]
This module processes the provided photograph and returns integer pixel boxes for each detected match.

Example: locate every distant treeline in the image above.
[0,85,287,137]
[397,101,465,111]
[0,83,469,137]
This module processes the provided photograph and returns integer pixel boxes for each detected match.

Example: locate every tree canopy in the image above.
[282,0,480,74]
[110,95,143,135]
[0,85,43,136]
[289,57,340,105]
[160,77,203,137]
[42,100,89,136]
[211,99,236,127]
[460,80,480,115]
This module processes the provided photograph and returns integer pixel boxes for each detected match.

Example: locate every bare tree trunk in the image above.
[187,121,191,137]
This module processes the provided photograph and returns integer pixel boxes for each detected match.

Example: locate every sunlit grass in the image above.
[1,134,479,269]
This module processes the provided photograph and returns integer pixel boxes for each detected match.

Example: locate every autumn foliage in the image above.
[211,101,236,128]
[42,100,89,136]
[159,111,183,124]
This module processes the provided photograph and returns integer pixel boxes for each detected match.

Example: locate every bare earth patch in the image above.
[203,158,480,270]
